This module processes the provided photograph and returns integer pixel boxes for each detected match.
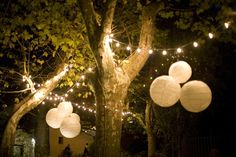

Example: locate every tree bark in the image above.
[0,61,68,157]
[145,102,156,157]
[78,0,164,157]
[35,105,50,157]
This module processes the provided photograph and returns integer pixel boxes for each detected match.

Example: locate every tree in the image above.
[78,0,164,156]
[0,1,88,156]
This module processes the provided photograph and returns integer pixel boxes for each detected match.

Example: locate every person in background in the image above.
[82,143,89,157]
[63,144,72,157]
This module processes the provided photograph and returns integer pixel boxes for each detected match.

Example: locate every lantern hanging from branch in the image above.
[46,108,65,129]
[60,113,81,138]
[150,75,181,107]
[57,101,73,117]
[168,61,192,84]
[180,80,212,113]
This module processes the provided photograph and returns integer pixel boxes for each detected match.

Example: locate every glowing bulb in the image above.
[108,38,113,43]
[193,42,198,47]
[136,48,141,53]
[81,75,85,80]
[208,33,213,39]
[224,22,229,29]
[109,34,114,37]
[126,46,131,51]
[115,43,120,47]
[34,91,44,101]
[162,50,167,55]
[177,48,182,53]
[148,49,153,54]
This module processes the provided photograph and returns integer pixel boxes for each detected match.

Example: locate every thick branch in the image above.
[100,0,117,35]
[132,113,146,130]
[78,0,99,48]
[1,59,69,156]
[122,2,164,81]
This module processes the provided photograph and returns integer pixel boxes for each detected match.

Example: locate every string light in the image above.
[162,50,167,55]
[224,22,229,29]
[193,42,198,47]
[126,46,131,51]
[177,48,182,53]
[115,42,120,47]
[208,33,214,39]
[136,48,141,53]
[148,49,153,54]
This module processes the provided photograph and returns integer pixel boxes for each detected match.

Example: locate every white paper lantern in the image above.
[150,75,181,107]
[168,61,192,83]
[57,101,73,117]
[46,108,65,128]
[180,80,212,113]
[60,113,81,138]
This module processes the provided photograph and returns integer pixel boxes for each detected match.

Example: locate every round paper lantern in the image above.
[150,75,181,107]
[46,108,65,128]
[168,61,192,83]
[60,113,81,138]
[180,80,212,113]
[57,101,73,117]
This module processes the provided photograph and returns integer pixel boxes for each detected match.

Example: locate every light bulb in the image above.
[148,49,153,54]
[115,43,120,47]
[136,48,141,53]
[162,50,167,55]
[177,48,182,53]
[224,22,229,29]
[126,46,131,51]
[208,33,213,39]
[193,42,198,47]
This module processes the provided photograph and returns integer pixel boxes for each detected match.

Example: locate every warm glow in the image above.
[162,50,167,55]
[150,75,181,107]
[168,61,192,84]
[148,49,153,54]
[136,48,141,53]
[60,113,81,138]
[177,48,182,53]
[180,80,212,113]
[193,42,198,47]
[224,22,229,29]
[115,42,120,47]
[208,33,213,39]
[34,91,44,101]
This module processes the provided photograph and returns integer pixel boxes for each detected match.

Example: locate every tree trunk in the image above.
[92,68,130,157]
[78,1,164,156]
[145,102,156,157]
[0,62,68,157]
[35,105,50,157]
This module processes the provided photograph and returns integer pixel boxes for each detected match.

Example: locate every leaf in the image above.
[14,97,20,103]
[42,52,48,57]
[37,59,44,65]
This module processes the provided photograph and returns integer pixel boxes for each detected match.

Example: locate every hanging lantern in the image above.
[46,108,65,128]
[60,113,81,138]
[168,61,192,83]
[180,80,212,113]
[150,75,181,107]
[57,101,73,117]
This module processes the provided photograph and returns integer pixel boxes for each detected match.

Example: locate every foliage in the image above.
[13,129,34,157]
[0,0,95,107]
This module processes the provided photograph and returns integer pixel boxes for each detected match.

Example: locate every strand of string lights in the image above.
[108,21,232,57]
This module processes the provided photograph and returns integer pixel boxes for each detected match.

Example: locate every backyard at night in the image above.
[0,0,236,157]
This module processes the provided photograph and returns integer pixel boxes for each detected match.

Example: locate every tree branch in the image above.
[78,0,100,49]
[121,1,164,81]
